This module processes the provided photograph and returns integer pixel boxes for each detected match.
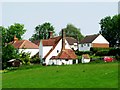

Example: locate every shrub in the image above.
[77,56,82,63]
[95,50,109,56]
[19,51,31,65]
[75,51,92,56]
[31,55,40,64]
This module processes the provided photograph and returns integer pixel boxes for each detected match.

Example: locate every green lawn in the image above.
[2,63,118,88]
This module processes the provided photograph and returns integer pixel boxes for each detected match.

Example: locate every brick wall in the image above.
[92,43,109,48]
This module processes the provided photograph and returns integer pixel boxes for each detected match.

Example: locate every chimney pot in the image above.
[14,35,18,43]
[48,31,53,39]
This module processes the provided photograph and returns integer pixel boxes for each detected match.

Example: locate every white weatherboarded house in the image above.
[79,34,109,51]
[11,36,39,57]
[39,30,78,65]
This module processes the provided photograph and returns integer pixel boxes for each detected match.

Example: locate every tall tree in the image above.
[0,23,26,46]
[59,24,84,41]
[99,14,120,47]
[29,22,55,41]
[1,23,26,69]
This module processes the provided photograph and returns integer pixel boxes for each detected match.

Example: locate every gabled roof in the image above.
[50,49,77,60]
[66,37,77,45]
[42,36,61,46]
[43,36,62,59]
[80,34,99,44]
[32,36,77,46]
[11,40,39,49]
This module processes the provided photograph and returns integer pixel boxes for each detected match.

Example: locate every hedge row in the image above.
[90,47,120,56]
[76,48,120,56]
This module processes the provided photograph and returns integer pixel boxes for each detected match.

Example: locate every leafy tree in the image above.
[1,23,26,69]
[99,14,120,47]
[29,22,55,41]
[59,24,84,41]
[2,44,19,69]
[0,23,26,46]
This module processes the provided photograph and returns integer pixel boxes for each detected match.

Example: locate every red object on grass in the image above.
[104,56,113,62]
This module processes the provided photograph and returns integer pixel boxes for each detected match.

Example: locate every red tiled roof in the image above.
[42,36,61,46]
[50,49,77,60]
[12,40,39,49]
[43,36,62,59]
[80,34,99,44]
[32,40,40,46]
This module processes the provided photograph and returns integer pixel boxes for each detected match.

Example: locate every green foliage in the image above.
[95,50,109,56]
[18,51,31,65]
[1,23,26,69]
[0,23,26,46]
[29,22,55,41]
[75,50,92,56]
[90,47,120,56]
[30,55,40,64]
[99,14,120,47]
[59,24,84,41]
[2,44,19,69]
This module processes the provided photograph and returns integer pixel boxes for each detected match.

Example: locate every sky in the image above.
[1,0,119,40]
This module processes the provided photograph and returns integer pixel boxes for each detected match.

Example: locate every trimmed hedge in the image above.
[75,51,92,56]
[90,47,120,56]
[77,48,120,57]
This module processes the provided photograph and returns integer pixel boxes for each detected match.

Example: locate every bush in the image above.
[75,51,92,56]
[31,55,40,64]
[90,59,104,63]
[19,51,31,65]
[77,56,82,63]
[90,47,120,56]
[95,50,109,56]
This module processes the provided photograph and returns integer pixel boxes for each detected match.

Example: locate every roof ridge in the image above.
[44,37,61,59]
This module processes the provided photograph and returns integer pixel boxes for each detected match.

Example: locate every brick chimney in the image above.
[62,29,65,50]
[14,35,18,43]
[48,31,53,39]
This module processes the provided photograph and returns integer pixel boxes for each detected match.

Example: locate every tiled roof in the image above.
[43,36,62,59]
[12,40,39,49]
[42,36,61,46]
[50,49,77,60]
[80,34,99,44]
[66,37,77,45]
[32,40,40,46]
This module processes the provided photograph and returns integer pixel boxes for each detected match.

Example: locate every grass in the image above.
[2,62,118,88]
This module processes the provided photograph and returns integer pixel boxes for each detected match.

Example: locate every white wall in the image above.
[65,39,71,49]
[79,43,92,51]
[70,44,78,50]
[43,46,53,58]
[45,39,72,65]
[39,41,53,59]
[49,59,73,65]
[92,34,109,44]
[19,49,39,57]
[45,39,63,65]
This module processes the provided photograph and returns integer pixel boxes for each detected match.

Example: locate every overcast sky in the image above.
[1,1,118,40]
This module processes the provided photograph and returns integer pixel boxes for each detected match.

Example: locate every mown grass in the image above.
[2,62,118,88]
